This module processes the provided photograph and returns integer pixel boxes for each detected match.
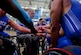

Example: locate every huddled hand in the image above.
[35,25,51,36]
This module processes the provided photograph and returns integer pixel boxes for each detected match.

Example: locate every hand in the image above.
[0,39,3,46]
[36,33,44,36]
[37,29,43,33]
[35,33,46,36]
[42,27,51,33]
[43,25,50,29]
[36,26,44,33]
[37,26,44,30]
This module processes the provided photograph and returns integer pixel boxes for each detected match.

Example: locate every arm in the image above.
[1,0,37,34]
[50,0,62,47]
[42,26,64,35]
[8,19,31,33]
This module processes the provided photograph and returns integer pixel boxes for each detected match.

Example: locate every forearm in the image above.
[8,19,31,34]
[50,0,62,47]
[50,11,61,47]
[50,25,60,47]
[18,27,31,34]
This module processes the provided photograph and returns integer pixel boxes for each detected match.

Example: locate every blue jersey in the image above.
[0,15,8,31]
[62,0,81,38]
[0,15,10,37]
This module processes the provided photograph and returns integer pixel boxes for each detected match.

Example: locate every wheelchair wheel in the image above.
[11,36,21,55]
[43,48,73,55]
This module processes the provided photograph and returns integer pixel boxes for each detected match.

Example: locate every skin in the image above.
[28,9,35,19]
[50,0,71,47]
[36,19,47,36]
[8,19,31,33]
[0,39,3,46]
